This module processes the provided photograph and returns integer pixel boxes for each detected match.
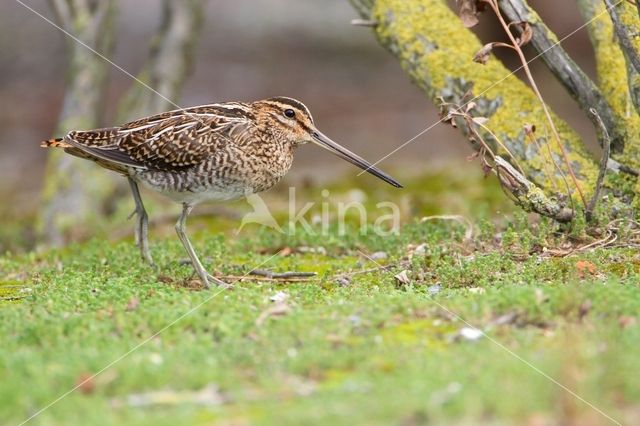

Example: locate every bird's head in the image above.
[255,97,402,188]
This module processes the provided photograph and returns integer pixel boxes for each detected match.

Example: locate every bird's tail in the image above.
[41,137,71,148]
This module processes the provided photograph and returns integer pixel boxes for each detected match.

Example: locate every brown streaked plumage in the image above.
[42,97,402,288]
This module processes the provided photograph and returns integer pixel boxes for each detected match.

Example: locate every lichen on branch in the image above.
[350,0,599,212]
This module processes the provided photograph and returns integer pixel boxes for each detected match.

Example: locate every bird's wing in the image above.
[64,104,255,171]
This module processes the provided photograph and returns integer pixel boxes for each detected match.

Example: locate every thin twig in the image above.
[249,269,317,279]
[342,264,396,277]
[487,0,588,209]
[586,108,611,220]
[498,0,625,152]
[617,162,640,176]
[524,127,558,192]
[219,275,313,283]
[0,296,26,301]
[469,117,525,175]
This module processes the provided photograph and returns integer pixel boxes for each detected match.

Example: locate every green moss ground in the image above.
[1,170,639,425]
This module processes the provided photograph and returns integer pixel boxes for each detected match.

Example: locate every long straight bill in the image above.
[311,130,402,188]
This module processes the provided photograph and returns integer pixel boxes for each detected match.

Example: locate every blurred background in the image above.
[0,0,599,249]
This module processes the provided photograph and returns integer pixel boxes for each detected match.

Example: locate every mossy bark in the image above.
[577,0,640,206]
[497,0,625,153]
[350,0,640,218]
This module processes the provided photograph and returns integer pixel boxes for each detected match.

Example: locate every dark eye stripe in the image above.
[267,97,313,123]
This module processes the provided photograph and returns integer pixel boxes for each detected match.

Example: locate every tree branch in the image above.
[497,0,625,153]
[605,0,640,75]
[577,0,640,206]
[604,0,640,120]
[349,0,599,218]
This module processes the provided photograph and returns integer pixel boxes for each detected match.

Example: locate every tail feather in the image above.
[41,137,71,148]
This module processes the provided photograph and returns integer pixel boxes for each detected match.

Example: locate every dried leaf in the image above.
[473,42,495,64]
[75,373,96,395]
[575,260,597,278]
[458,0,480,28]
[465,101,476,113]
[394,270,411,286]
[512,21,533,47]
[279,246,293,257]
[523,123,536,136]
[481,161,493,177]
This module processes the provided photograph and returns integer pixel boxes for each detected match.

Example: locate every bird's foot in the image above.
[207,274,233,290]
[187,269,231,290]
[134,240,156,269]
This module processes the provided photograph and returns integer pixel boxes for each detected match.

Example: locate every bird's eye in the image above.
[284,109,296,118]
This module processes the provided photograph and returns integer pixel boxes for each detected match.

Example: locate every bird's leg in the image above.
[175,203,228,289]
[128,177,155,268]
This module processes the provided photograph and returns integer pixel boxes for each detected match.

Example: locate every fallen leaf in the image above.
[394,270,411,286]
[280,246,293,257]
[575,260,597,278]
[75,373,95,395]
[156,275,174,284]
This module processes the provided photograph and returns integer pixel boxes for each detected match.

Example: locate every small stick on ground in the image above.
[249,269,317,279]
[220,275,314,283]
[0,296,26,301]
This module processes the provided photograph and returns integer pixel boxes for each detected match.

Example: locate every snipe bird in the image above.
[42,97,402,288]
